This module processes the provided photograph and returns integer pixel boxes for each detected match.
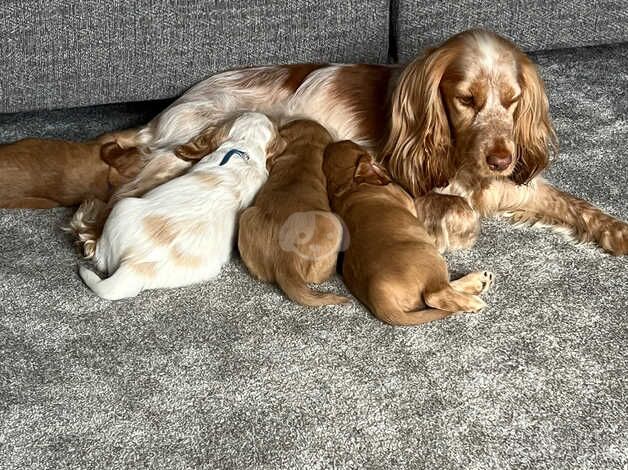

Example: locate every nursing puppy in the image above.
[323,141,494,326]
[238,120,347,306]
[79,112,279,300]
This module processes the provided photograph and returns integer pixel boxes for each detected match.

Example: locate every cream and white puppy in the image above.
[79,112,279,300]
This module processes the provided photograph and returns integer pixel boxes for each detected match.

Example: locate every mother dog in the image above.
[0,29,626,255]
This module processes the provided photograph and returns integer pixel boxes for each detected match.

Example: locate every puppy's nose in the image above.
[486,151,513,171]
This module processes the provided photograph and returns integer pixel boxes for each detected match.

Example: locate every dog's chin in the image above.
[486,163,516,179]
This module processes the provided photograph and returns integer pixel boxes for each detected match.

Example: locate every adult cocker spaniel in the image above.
[0,29,625,255]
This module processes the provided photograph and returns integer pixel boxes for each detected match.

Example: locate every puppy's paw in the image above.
[466,295,487,313]
[477,271,494,293]
[452,271,494,295]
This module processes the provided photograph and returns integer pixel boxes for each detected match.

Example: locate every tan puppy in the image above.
[238,120,347,306]
[323,141,494,326]
[0,132,143,208]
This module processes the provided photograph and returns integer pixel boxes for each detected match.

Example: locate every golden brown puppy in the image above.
[238,120,347,306]
[323,141,494,326]
[0,131,143,208]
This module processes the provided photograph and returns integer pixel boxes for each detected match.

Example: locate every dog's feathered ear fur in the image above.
[381,46,457,196]
[511,53,557,185]
[100,142,144,180]
[265,123,288,170]
[174,118,235,162]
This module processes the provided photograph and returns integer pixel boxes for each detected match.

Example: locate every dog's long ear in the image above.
[174,119,234,162]
[100,142,143,179]
[265,130,288,171]
[354,154,392,186]
[511,54,557,184]
[381,46,455,196]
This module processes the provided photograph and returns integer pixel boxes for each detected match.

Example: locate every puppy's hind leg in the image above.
[79,264,144,300]
[450,271,494,295]
[379,308,454,326]
[424,284,486,313]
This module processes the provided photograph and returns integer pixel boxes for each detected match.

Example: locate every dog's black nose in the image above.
[486,152,512,171]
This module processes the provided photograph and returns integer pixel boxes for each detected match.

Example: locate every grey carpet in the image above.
[1,44,627,469]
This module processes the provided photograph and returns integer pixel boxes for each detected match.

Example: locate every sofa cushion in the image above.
[393,0,628,61]
[0,0,389,113]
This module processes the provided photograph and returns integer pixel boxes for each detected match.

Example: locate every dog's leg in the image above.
[486,178,628,255]
[450,271,494,295]
[424,286,486,313]
[385,308,454,326]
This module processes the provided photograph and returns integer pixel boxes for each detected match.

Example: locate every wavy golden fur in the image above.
[382,30,557,196]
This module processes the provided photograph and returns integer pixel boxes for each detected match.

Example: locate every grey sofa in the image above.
[1,2,627,469]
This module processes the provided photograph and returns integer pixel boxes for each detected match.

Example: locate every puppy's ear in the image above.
[354,154,392,186]
[265,134,288,170]
[175,119,233,162]
[101,142,143,179]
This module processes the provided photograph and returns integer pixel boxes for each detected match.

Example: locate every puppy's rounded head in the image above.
[323,141,391,197]
[279,119,333,145]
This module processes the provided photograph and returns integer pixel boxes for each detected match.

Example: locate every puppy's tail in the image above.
[275,267,348,307]
[79,264,143,300]
[423,283,486,313]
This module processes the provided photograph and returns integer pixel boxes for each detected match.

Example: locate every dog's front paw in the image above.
[597,221,628,256]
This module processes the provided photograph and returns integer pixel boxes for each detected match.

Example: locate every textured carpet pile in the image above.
[0,44,626,468]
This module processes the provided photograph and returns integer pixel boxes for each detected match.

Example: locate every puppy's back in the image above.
[238,119,346,306]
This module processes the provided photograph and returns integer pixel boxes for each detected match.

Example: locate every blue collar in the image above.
[219,149,249,166]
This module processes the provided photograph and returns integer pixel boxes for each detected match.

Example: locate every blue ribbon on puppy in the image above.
[219,149,249,166]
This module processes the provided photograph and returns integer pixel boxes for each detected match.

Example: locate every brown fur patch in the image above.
[143,215,177,245]
[331,65,394,144]
[282,64,329,92]
[171,246,203,268]
[130,261,157,277]
[193,173,223,187]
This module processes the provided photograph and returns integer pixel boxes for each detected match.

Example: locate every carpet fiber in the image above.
[1,44,627,468]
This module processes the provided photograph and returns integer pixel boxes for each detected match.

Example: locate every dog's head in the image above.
[382,29,557,196]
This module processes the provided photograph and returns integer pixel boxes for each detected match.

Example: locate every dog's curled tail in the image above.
[275,267,348,307]
[79,264,143,300]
